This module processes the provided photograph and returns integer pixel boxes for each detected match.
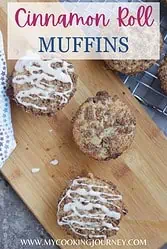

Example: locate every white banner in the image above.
[8,2,160,60]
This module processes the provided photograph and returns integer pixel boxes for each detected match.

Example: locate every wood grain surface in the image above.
[0,2,167,249]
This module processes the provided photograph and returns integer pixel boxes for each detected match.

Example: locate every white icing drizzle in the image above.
[57,178,122,239]
[13,54,75,111]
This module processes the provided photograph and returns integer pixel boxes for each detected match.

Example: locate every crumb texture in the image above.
[11,54,77,116]
[57,175,127,240]
[73,91,136,161]
[31,168,40,173]
[105,34,163,75]
[50,159,59,166]
[105,59,156,75]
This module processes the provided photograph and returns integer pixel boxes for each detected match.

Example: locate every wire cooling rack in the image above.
[119,3,167,116]
[62,0,167,121]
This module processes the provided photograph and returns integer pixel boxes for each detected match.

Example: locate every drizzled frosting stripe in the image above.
[57,177,123,239]
[13,54,75,111]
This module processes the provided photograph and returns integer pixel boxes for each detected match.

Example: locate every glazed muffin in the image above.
[72,91,136,161]
[105,34,164,75]
[9,54,77,116]
[57,173,128,240]
[158,57,167,95]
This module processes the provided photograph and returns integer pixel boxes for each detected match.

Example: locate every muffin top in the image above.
[57,174,127,240]
[11,54,77,116]
[73,91,136,161]
[105,59,156,75]
[105,33,164,75]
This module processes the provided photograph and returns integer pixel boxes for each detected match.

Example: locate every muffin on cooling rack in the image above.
[105,60,156,75]
[105,34,164,75]
[72,91,136,161]
[158,57,167,95]
[9,54,77,116]
[57,173,128,240]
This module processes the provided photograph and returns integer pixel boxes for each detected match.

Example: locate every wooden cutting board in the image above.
[1,2,167,249]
